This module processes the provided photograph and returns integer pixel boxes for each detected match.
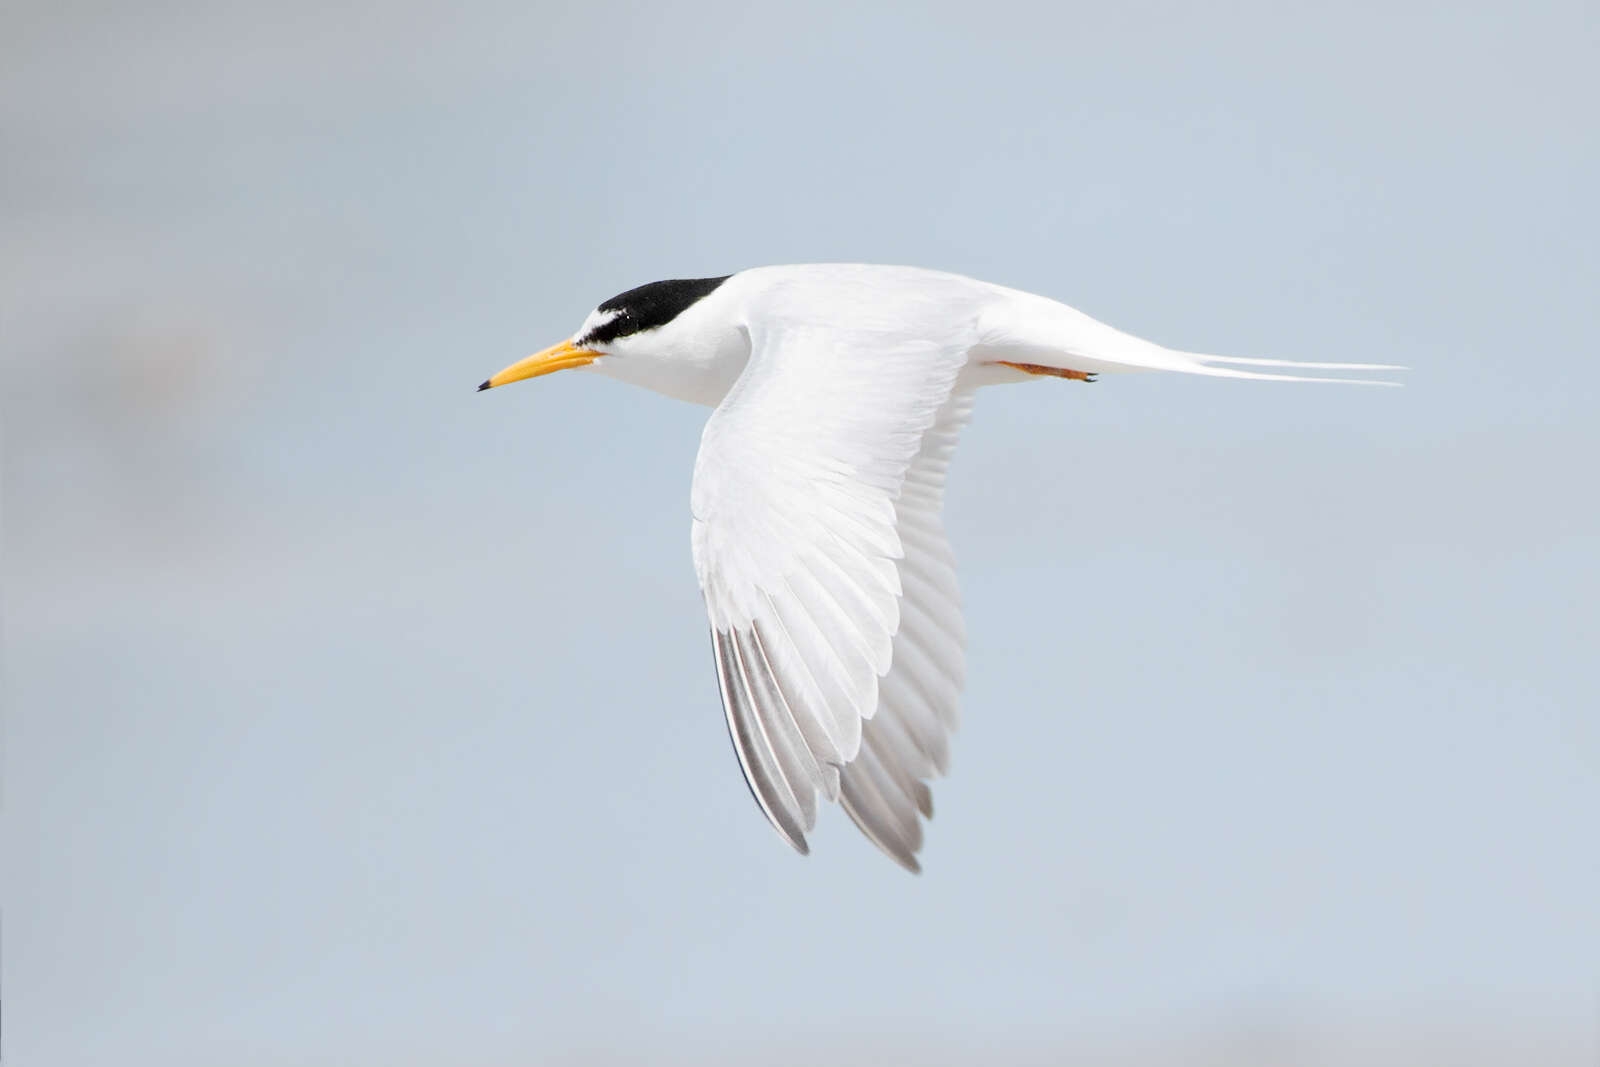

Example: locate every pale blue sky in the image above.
[5,1,1597,1063]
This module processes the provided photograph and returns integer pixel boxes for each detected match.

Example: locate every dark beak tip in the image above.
[476,380,492,392]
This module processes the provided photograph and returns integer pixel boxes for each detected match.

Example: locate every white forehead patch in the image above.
[576,308,620,342]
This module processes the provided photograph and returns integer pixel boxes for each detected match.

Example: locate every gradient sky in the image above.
[5,1,1597,1064]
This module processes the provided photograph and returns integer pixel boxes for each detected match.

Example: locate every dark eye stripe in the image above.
[582,276,731,345]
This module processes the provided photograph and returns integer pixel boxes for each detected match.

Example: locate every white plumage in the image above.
[479,264,1401,871]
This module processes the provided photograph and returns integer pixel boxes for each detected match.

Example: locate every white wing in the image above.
[837,388,972,870]
[692,313,971,867]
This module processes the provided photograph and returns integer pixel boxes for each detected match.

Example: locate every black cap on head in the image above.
[580,276,731,346]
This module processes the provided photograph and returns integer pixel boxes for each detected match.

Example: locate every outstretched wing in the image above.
[691,315,970,863]
[837,388,972,871]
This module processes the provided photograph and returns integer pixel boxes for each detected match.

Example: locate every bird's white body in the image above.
[486,264,1399,870]
[580,264,1390,407]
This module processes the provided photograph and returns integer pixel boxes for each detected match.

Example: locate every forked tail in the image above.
[983,290,1408,386]
[1158,351,1406,386]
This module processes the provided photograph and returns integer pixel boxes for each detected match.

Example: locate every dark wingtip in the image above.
[476,379,492,392]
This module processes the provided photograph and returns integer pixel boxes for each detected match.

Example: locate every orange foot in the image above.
[996,361,1097,382]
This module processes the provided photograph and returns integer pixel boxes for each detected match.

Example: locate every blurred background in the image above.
[5,1,1597,1063]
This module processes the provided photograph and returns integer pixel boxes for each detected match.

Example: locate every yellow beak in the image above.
[477,339,599,391]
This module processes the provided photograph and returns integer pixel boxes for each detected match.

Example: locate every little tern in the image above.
[478,264,1400,871]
